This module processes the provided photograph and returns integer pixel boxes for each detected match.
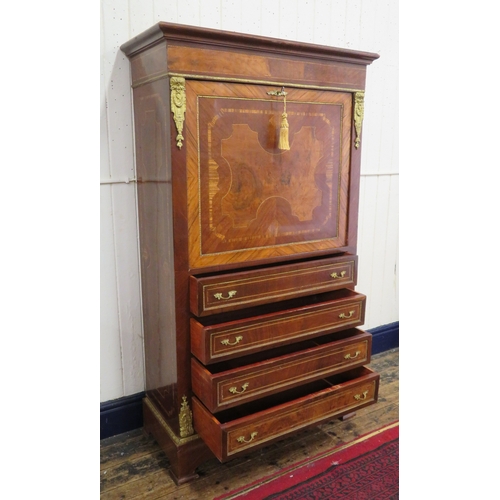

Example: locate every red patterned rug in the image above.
[215,421,399,500]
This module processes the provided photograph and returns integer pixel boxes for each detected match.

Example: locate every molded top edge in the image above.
[120,22,379,65]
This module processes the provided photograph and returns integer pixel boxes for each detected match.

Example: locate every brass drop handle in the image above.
[214,290,237,300]
[221,335,243,346]
[344,350,361,360]
[339,311,355,319]
[229,382,249,395]
[237,431,258,444]
[354,390,368,401]
[330,271,346,279]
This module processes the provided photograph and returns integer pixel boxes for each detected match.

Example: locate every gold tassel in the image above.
[279,112,290,150]
[267,87,290,151]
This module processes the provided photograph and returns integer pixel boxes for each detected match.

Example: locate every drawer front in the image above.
[191,290,366,364]
[192,367,380,462]
[190,254,357,317]
[191,329,371,413]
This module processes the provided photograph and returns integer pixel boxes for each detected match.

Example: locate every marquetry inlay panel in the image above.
[185,81,353,270]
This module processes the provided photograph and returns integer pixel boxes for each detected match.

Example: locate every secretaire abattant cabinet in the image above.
[120,22,379,484]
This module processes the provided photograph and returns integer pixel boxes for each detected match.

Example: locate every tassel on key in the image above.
[267,87,290,151]
[279,112,290,151]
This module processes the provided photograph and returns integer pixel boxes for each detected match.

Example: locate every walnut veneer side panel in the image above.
[131,78,192,430]
[132,82,177,414]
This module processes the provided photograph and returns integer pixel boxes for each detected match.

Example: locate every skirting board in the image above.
[100,321,399,440]
[369,321,399,355]
[100,392,145,440]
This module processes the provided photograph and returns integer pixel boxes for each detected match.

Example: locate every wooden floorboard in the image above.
[100,348,399,500]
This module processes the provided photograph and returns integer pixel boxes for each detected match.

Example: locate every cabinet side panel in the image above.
[130,40,168,85]
[132,80,178,418]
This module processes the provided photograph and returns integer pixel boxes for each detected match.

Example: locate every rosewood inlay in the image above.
[220,124,324,226]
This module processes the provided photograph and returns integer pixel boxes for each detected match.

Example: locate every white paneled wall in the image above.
[100,0,399,402]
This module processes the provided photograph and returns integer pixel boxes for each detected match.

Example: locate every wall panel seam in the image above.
[110,184,126,398]
[361,172,398,177]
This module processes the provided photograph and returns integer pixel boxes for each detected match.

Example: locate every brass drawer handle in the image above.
[339,310,355,319]
[330,271,346,279]
[220,335,243,346]
[354,390,368,401]
[237,431,258,444]
[214,290,237,300]
[229,382,249,395]
[344,350,361,360]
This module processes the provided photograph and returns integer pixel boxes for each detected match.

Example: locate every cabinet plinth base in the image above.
[143,396,213,485]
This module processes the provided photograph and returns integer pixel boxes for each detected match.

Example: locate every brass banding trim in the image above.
[132,71,365,93]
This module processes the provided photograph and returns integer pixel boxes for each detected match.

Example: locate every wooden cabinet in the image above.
[121,22,379,485]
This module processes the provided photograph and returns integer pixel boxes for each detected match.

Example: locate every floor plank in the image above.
[100,348,399,499]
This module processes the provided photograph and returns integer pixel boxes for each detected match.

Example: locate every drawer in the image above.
[191,328,371,413]
[192,366,379,462]
[189,254,357,317]
[191,289,366,364]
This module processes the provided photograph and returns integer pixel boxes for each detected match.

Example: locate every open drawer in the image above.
[191,289,366,364]
[192,366,379,462]
[191,328,372,413]
[189,254,357,317]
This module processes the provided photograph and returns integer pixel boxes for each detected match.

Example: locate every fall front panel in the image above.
[184,81,353,270]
